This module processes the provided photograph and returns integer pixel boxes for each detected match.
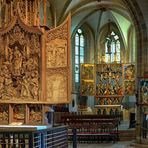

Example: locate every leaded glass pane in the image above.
[80,35,84,46]
[111,31,115,36]
[116,52,120,62]
[75,56,79,64]
[75,64,79,73]
[75,74,79,82]
[111,42,115,53]
[75,34,79,46]
[116,40,120,52]
[80,47,84,56]
[80,56,84,63]
[78,29,82,34]
[114,35,119,40]
[111,53,114,62]
[75,46,79,55]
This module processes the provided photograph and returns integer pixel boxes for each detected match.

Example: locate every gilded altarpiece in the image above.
[95,64,123,115]
[46,15,71,103]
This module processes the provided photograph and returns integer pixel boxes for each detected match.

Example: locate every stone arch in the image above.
[122,0,148,76]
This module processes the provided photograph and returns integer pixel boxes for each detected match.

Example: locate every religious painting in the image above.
[81,80,95,96]
[124,64,135,80]
[13,104,25,123]
[140,80,148,104]
[29,105,42,125]
[0,104,9,124]
[124,80,135,95]
[80,64,95,96]
[81,64,95,80]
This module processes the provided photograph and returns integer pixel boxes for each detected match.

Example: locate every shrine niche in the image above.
[46,14,71,104]
[0,18,41,102]
[12,104,25,124]
[29,104,42,125]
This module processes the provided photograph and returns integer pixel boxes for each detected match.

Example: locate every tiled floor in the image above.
[68,141,131,148]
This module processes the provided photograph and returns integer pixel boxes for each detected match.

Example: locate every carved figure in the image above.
[21,75,31,98]
[13,47,23,76]
[0,75,4,99]
[141,82,148,103]
[30,71,39,99]
[2,63,16,98]
[30,109,41,122]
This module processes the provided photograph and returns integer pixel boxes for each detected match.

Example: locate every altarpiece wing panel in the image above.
[46,14,71,104]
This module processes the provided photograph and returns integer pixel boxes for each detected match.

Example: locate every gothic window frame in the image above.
[105,31,121,63]
[74,28,85,83]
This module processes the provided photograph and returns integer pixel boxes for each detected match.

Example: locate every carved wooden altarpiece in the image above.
[0,2,71,125]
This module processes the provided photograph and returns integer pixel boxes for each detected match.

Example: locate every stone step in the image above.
[130,142,148,148]
[119,130,136,141]
[128,139,148,148]
[141,138,148,144]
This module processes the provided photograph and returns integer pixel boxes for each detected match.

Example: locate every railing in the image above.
[0,125,68,148]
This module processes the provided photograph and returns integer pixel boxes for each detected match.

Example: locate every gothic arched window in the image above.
[75,29,85,82]
[105,31,120,63]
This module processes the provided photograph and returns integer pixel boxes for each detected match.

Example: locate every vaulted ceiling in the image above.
[49,0,134,44]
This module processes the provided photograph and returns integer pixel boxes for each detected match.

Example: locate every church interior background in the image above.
[0,0,148,147]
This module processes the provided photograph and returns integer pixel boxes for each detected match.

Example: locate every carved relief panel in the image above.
[46,38,67,68]
[46,69,69,103]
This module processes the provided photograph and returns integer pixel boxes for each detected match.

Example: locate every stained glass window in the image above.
[105,31,120,63]
[75,29,85,82]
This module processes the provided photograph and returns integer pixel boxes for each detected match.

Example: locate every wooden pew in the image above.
[61,114,120,143]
